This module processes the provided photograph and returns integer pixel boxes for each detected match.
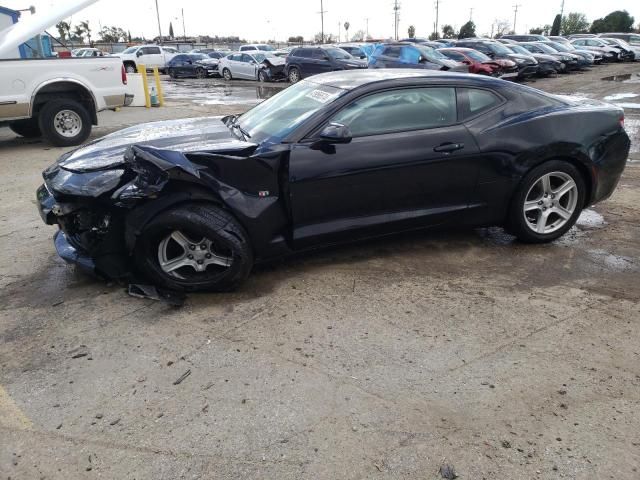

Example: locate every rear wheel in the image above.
[222,68,232,81]
[38,99,92,147]
[134,204,253,292]
[9,118,41,138]
[195,67,207,79]
[168,68,177,78]
[288,67,300,83]
[508,160,586,243]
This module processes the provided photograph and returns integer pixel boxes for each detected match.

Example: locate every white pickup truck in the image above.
[112,44,178,73]
[0,57,132,146]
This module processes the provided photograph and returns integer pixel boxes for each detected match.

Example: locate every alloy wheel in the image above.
[288,68,300,83]
[223,68,232,81]
[158,230,232,279]
[523,171,579,234]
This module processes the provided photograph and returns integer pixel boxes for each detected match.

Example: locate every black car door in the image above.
[312,49,333,74]
[288,86,481,247]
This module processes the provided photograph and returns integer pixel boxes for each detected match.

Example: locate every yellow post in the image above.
[152,67,164,107]
[139,64,151,108]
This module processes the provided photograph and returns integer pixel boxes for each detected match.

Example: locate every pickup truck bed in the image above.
[0,56,131,146]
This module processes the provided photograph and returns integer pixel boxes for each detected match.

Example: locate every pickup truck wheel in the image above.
[134,204,253,292]
[9,118,41,138]
[125,63,137,74]
[38,99,91,147]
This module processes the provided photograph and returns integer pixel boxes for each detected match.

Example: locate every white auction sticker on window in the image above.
[306,89,337,103]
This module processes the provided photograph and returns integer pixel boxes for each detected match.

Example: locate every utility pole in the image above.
[559,0,565,34]
[366,18,369,39]
[393,0,400,40]
[154,0,162,44]
[434,0,439,38]
[469,8,473,22]
[513,4,521,34]
[338,22,341,42]
[319,0,327,44]
[181,8,186,41]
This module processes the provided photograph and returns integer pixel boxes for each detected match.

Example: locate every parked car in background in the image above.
[432,39,455,47]
[335,43,368,59]
[167,53,219,78]
[570,38,631,61]
[416,41,448,49]
[505,43,565,75]
[239,44,275,52]
[369,43,468,72]
[112,44,177,73]
[438,47,518,78]
[597,33,640,46]
[545,36,571,45]
[72,47,105,57]
[519,42,581,70]
[219,52,286,82]
[285,46,368,83]
[568,34,597,39]
[599,38,639,61]
[454,39,538,79]
[37,70,630,291]
[542,40,600,65]
[500,34,547,42]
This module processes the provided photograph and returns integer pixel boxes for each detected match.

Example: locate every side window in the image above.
[329,88,457,137]
[173,55,186,62]
[382,46,402,57]
[461,88,502,118]
[311,49,327,59]
[241,54,253,63]
[443,51,465,61]
[231,54,242,61]
[145,47,161,55]
[240,46,248,51]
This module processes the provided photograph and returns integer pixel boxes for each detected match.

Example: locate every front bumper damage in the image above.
[259,58,287,82]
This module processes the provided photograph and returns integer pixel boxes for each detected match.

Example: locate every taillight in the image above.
[121,64,127,85]
[620,115,625,129]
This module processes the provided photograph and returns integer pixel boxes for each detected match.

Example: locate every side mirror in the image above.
[319,122,352,144]
[136,50,143,57]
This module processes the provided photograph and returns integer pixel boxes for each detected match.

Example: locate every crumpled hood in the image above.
[58,116,256,172]
[263,56,286,66]
[507,53,537,65]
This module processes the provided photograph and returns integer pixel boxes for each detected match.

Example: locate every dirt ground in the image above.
[0,64,639,480]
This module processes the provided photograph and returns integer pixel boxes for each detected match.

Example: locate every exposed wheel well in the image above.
[32,81,97,125]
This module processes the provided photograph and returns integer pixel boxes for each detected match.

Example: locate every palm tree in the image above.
[56,21,70,41]
[344,22,350,41]
[80,20,92,46]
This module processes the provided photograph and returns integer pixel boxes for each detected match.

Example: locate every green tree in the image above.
[169,22,174,38]
[288,35,304,43]
[98,26,127,43]
[56,21,71,41]
[442,24,457,38]
[550,14,561,36]
[458,21,476,39]
[561,12,590,35]
[407,25,415,38]
[590,10,635,33]
[428,31,439,40]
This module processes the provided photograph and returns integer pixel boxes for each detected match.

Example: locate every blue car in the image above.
[369,43,468,71]
[167,54,220,79]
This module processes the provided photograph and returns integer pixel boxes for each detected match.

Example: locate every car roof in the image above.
[302,69,506,90]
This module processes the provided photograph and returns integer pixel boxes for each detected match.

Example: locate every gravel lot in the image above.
[1,64,639,480]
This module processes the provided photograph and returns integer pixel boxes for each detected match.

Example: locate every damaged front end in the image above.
[37,139,285,281]
[259,57,287,82]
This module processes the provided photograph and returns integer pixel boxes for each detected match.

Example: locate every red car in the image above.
[438,47,518,78]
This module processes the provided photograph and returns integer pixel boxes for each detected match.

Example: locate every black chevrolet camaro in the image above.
[37,70,630,292]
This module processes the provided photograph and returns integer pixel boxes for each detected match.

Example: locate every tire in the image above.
[124,62,137,74]
[222,68,232,81]
[507,160,586,243]
[168,68,177,78]
[288,67,300,83]
[38,99,92,147]
[257,70,267,82]
[9,118,41,138]
[196,67,206,79]
[134,203,253,292]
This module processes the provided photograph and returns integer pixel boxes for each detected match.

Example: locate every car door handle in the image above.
[433,142,464,153]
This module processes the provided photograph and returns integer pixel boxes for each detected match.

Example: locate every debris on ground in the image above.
[173,369,192,385]
[127,284,186,307]
[440,464,458,479]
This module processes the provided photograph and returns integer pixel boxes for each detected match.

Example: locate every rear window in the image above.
[465,89,502,117]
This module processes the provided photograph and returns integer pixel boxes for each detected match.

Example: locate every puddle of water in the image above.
[624,118,639,154]
[603,93,639,101]
[602,73,640,83]
[161,79,282,106]
[587,249,636,272]
[576,209,606,229]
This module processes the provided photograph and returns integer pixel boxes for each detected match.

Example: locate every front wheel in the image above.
[38,99,92,147]
[257,70,267,82]
[168,68,177,78]
[222,68,232,81]
[508,160,586,243]
[195,67,206,79]
[134,204,253,292]
[288,67,300,83]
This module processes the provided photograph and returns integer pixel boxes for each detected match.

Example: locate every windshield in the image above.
[509,45,530,55]
[122,47,138,54]
[487,42,513,55]
[534,43,558,54]
[236,80,345,144]
[546,41,570,52]
[465,49,491,62]
[326,47,353,59]
[416,45,448,60]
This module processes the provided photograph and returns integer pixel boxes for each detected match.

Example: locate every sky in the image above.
[4,0,640,43]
